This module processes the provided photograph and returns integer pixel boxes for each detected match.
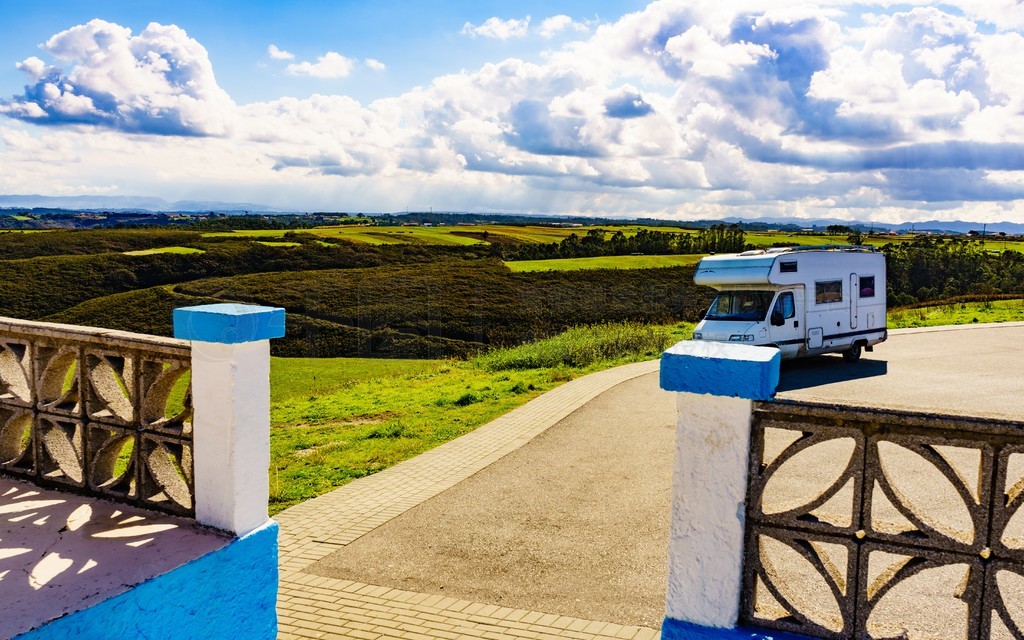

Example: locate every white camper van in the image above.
[691,246,886,361]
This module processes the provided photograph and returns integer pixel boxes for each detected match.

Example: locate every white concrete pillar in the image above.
[173,303,285,535]
[659,341,780,633]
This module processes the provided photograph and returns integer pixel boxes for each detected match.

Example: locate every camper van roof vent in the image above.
[739,249,766,256]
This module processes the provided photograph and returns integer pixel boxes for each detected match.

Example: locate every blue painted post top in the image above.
[173,303,286,344]
[660,340,780,400]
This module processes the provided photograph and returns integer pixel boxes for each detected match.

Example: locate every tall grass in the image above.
[474,321,674,371]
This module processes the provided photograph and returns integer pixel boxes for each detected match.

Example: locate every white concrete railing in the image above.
[0,304,284,535]
[657,340,1024,640]
[2,303,285,639]
[172,302,285,535]
[0,317,196,516]
[657,341,781,639]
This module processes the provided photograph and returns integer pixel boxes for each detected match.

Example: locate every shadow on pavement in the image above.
[776,355,888,392]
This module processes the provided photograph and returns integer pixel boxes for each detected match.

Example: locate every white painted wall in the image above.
[664,392,754,628]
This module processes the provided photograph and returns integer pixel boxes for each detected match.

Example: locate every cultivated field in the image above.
[202,223,701,246]
[505,254,704,272]
[199,224,941,251]
[124,246,205,255]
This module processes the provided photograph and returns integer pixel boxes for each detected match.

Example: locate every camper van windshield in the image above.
[706,291,774,321]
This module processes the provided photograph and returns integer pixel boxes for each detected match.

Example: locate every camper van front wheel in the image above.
[842,344,862,363]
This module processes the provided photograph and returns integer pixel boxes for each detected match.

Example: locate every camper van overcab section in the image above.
[691,246,887,361]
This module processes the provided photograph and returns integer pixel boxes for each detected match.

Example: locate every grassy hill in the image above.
[46,260,710,358]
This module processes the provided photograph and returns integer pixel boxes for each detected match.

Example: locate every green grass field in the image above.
[743,231,899,248]
[256,240,302,247]
[505,254,705,272]
[124,246,206,256]
[889,299,1024,328]
[196,223,1022,256]
[204,225,484,246]
[270,357,438,403]
[202,223,704,247]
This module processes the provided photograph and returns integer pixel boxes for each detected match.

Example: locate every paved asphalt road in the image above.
[777,322,1024,421]
[310,372,677,628]
[307,322,1024,633]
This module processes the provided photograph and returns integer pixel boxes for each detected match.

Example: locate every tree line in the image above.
[495,224,746,260]
[883,237,1024,305]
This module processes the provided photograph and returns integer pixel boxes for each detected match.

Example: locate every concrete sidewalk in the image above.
[275,359,668,640]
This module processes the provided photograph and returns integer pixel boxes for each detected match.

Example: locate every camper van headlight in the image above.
[729,334,755,342]
[692,332,703,340]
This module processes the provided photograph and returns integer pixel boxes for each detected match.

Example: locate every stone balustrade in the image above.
[658,340,1024,640]
[0,304,284,639]
[0,317,195,516]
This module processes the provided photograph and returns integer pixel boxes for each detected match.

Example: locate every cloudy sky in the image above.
[2,0,1024,223]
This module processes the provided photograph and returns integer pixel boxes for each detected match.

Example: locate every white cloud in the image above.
[15,56,49,80]
[538,15,589,38]
[1,19,235,136]
[945,0,1024,31]
[365,58,387,72]
[461,16,531,40]
[4,4,1024,222]
[665,26,775,78]
[267,44,295,60]
[286,52,355,79]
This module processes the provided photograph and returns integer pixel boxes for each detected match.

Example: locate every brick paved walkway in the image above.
[275,360,663,640]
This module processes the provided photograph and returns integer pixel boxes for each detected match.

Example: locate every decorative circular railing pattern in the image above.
[743,401,1024,640]
[0,318,194,517]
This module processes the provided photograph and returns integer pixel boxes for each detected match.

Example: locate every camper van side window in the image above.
[774,292,795,319]
[815,280,843,304]
[860,276,876,297]
[780,261,798,273]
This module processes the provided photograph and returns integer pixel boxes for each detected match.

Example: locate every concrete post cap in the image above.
[173,303,286,344]
[660,340,780,400]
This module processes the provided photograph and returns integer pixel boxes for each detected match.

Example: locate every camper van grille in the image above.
[741,401,1024,639]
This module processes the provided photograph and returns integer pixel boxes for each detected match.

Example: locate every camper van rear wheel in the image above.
[843,344,862,362]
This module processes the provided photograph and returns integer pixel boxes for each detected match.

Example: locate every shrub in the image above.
[364,422,406,439]
[475,321,673,371]
[453,392,482,406]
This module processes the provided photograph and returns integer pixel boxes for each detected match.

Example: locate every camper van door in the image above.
[850,273,859,329]
[768,289,803,358]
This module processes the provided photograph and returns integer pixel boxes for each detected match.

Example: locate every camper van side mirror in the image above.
[771,309,785,326]
[698,308,707,319]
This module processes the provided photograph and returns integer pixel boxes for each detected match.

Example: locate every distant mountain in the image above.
[887,219,1024,235]
[721,216,1024,235]
[0,194,280,213]
[1,196,1021,234]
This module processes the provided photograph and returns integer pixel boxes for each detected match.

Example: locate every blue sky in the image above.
[0,1,645,104]
[1,0,1024,222]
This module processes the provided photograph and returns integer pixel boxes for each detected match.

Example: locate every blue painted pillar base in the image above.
[17,521,279,640]
[661,618,815,640]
